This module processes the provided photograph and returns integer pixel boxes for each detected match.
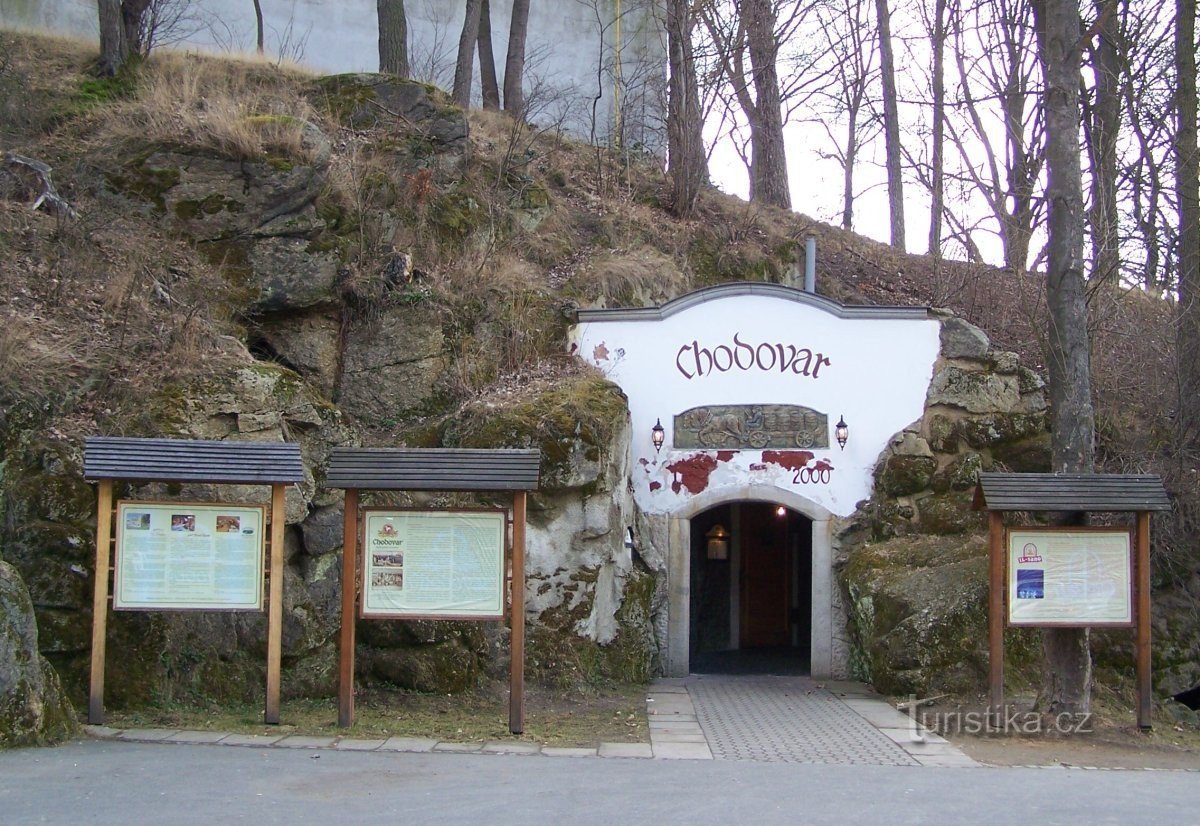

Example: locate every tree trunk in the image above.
[667,0,708,217]
[928,0,947,257]
[842,106,859,230]
[1032,0,1096,716]
[122,0,150,58]
[1087,0,1121,286]
[377,0,410,78]
[253,0,265,55]
[1177,0,1200,448]
[478,0,501,110]
[743,0,790,209]
[454,0,484,108]
[875,0,905,250]
[504,0,531,116]
[98,0,127,76]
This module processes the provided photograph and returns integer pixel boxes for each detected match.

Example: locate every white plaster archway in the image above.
[664,484,836,678]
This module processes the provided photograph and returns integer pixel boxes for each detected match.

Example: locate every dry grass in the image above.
[104,684,649,747]
[98,50,319,162]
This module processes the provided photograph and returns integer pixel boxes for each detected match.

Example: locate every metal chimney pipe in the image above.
[804,237,816,293]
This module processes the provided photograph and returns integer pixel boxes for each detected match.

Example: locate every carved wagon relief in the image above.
[673,405,829,450]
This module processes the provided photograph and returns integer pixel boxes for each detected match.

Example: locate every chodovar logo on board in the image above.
[375,522,403,546]
[676,333,832,380]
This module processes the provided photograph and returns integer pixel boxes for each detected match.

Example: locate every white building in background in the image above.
[1,0,667,151]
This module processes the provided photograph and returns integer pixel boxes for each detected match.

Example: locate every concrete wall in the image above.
[0,0,666,149]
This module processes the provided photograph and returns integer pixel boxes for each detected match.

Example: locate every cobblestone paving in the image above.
[687,675,919,765]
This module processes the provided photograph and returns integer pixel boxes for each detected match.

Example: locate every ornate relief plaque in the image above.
[673,405,829,450]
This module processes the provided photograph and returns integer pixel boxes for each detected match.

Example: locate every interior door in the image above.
[739,505,791,648]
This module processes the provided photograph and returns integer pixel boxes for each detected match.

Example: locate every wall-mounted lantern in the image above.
[706,524,730,560]
[835,415,849,450]
[652,418,666,453]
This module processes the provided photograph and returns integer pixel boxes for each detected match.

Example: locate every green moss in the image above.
[874,454,937,497]
[174,193,245,221]
[71,70,138,110]
[917,491,984,535]
[525,565,656,689]
[108,158,181,212]
[429,191,483,243]
[958,413,1047,449]
[447,374,628,491]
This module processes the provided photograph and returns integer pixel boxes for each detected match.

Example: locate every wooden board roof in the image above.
[84,436,305,484]
[973,472,1171,512]
[326,448,541,491]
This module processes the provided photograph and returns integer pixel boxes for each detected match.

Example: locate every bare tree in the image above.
[478,0,501,109]
[1177,0,1200,447]
[699,0,802,209]
[1032,0,1097,716]
[504,0,531,115]
[667,0,708,216]
[803,0,878,230]
[928,0,949,256]
[1083,0,1122,285]
[98,0,128,76]
[874,0,905,249]
[378,0,410,78]
[1118,3,1174,292]
[946,0,1044,274]
[454,0,484,107]
[253,0,265,54]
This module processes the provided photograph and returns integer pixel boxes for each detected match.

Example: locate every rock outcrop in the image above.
[839,315,1049,695]
[0,560,77,747]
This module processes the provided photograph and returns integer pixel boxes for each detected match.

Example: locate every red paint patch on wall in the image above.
[761,450,816,472]
[649,481,662,491]
[666,452,733,495]
[813,458,834,472]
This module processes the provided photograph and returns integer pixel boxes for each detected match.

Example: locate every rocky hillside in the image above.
[1,31,1196,736]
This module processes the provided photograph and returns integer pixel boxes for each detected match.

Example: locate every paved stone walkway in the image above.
[647,676,977,767]
[83,676,975,767]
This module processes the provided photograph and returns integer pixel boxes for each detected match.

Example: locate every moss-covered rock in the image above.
[362,640,484,693]
[875,454,938,498]
[840,535,1039,696]
[958,413,1047,449]
[917,491,984,535]
[926,414,959,453]
[0,560,79,747]
[526,563,656,688]
[930,452,985,494]
[448,373,629,493]
[991,435,1052,473]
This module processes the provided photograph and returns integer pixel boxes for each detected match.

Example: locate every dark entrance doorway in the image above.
[689,502,812,674]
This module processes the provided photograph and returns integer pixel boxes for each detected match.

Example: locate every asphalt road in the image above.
[1,738,1196,825]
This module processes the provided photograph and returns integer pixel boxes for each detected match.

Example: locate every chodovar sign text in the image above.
[675,333,832,380]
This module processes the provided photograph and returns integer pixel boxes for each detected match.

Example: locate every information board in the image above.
[1007,528,1132,626]
[114,501,266,611]
[361,509,506,619]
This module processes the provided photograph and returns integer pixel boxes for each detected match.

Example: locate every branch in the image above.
[3,151,76,219]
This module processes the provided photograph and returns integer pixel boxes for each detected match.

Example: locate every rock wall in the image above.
[0,73,654,711]
[0,560,77,747]
[837,314,1049,696]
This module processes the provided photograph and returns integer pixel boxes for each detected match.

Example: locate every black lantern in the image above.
[835,415,849,450]
[651,418,665,453]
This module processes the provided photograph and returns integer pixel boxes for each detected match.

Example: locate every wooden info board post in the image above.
[326,448,540,734]
[83,437,304,726]
[974,472,1169,730]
